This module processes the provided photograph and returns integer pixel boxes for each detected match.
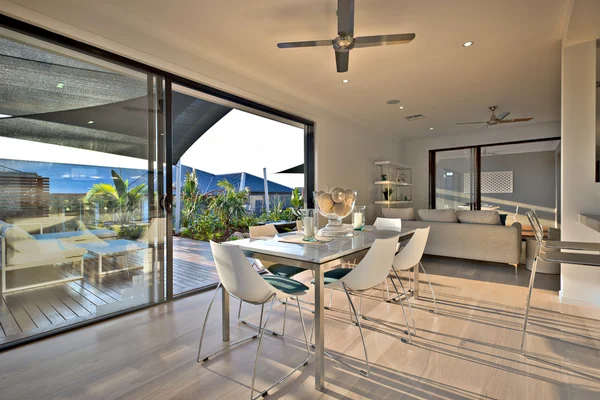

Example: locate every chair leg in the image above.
[250,298,275,400]
[342,283,370,376]
[520,247,540,354]
[325,287,333,309]
[238,296,286,337]
[397,278,417,337]
[419,262,438,314]
[197,283,222,362]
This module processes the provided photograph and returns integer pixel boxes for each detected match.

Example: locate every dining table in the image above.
[226,226,416,391]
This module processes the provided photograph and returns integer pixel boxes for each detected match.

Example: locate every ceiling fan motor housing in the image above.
[333,34,355,51]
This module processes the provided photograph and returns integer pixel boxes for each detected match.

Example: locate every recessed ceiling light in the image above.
[430,127,434,130]
[399,106,404,109]
[87,120,94,124]
[342,79,349,83]
[56,83,64,88]
[386,99,400,105]
[463,41,474,47]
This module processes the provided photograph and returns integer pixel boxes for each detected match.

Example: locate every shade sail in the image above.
[276,164,304,174]
[0,38,231,163]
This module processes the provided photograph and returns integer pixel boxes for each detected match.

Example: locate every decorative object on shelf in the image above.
[300,209,318,242]
[399,173,408,183]
[383,187,393,201]
[352,205,366,230]
[314,188,357,236]
[381,174,388,181]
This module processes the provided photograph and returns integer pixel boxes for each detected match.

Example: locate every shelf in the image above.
[374,181,412,186]
[374,201,412,205]
[374,161,412,169]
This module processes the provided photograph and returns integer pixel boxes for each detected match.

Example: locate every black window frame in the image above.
[429,137,561,210]
[0,13,315,350]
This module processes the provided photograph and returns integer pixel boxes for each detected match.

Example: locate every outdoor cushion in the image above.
[382,207,415,221]
[7,240,86,266]
[2,224,36,252]
[457,210,501,225]
[418,209,458,223]
[33,229,116,241]
[267,264,306,278]
[311,268,353,285]
[263,275,308,295]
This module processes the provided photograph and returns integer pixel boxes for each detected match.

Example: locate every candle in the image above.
[353,211,363,229]
[303,216,314,238]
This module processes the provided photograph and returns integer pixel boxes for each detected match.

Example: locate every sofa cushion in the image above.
[418,209,458,223]
[457,210,501,225]
[382,207,415,221]
[2,224,36,252]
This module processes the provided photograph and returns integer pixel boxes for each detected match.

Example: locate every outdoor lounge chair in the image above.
[0,221,87,294]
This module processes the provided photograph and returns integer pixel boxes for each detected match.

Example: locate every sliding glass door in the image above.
[0,28,167,347]
[433,148,478,210]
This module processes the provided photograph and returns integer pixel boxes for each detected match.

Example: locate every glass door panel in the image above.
[0,29,166,347]
[434,148,477,210]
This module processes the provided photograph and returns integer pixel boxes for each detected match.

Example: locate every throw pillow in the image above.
[456,210,501,225]
[417,209,458,223]
[382,207,415,220]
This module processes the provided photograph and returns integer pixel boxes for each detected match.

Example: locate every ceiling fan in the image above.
[457,106,533,127]
[276,0,416,73]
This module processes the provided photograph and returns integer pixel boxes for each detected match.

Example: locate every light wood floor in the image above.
[0,256,599,399]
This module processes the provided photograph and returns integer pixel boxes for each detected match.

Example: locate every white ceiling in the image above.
[7,0,571,139]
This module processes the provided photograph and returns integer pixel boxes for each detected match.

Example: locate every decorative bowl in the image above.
[313,188,357,236]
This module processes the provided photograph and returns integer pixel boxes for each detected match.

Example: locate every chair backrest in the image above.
[373,217,402,232]
[249,224,278,238]
[210,241,277,303]
[392,227,430,271]
[526,210,544,244]
[340,235,400,291]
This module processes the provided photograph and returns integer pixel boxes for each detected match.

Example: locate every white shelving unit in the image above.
[374,161,412,213]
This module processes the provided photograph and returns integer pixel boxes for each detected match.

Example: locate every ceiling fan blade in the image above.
[337,0,355,35]
[335,51,349,73]
[277,39,333,48]
[499,117,533,123]
[354,33,416,48]
[497,111,511,120]
[456,121,487,125]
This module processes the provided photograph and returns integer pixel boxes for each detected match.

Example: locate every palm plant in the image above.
[181,170,208,228]
[85,170,147,224]
[208,180,249,226]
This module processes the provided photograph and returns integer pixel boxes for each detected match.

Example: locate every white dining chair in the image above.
[310,235,405,376]
[388,227,437,337]
[198,241,311,400]
[238,225,308,335]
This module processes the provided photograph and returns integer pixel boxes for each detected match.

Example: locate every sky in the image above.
[0,109,304,189]
[180,109,304,188]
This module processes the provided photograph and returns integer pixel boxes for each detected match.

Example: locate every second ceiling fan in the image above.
[277,0,416,73]
[457,106,533,127]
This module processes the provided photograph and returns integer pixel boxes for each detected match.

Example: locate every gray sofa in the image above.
[382,208,522,272]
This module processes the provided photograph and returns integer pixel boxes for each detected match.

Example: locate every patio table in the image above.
[75,239,148,275]
[227,227,415,391]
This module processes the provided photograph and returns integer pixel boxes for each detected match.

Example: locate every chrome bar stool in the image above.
[520,209,600,353]
[198,241,311,400]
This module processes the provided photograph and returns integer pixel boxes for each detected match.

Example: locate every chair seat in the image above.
[310,268,353,285]
[267,264,306,278]
[264,275,309,295]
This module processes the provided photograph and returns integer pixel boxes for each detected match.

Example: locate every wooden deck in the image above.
[0,237,218,346]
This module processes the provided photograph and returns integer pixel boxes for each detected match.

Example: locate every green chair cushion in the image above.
[264,275,309,295]
[267,264,306,278]
[311,268,353,285]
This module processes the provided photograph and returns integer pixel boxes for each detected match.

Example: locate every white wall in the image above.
[401,121,561,210]
[561,39,600,307]
[0,1,402,225]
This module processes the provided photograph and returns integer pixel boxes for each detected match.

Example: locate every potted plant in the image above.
[383,187,393,201]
